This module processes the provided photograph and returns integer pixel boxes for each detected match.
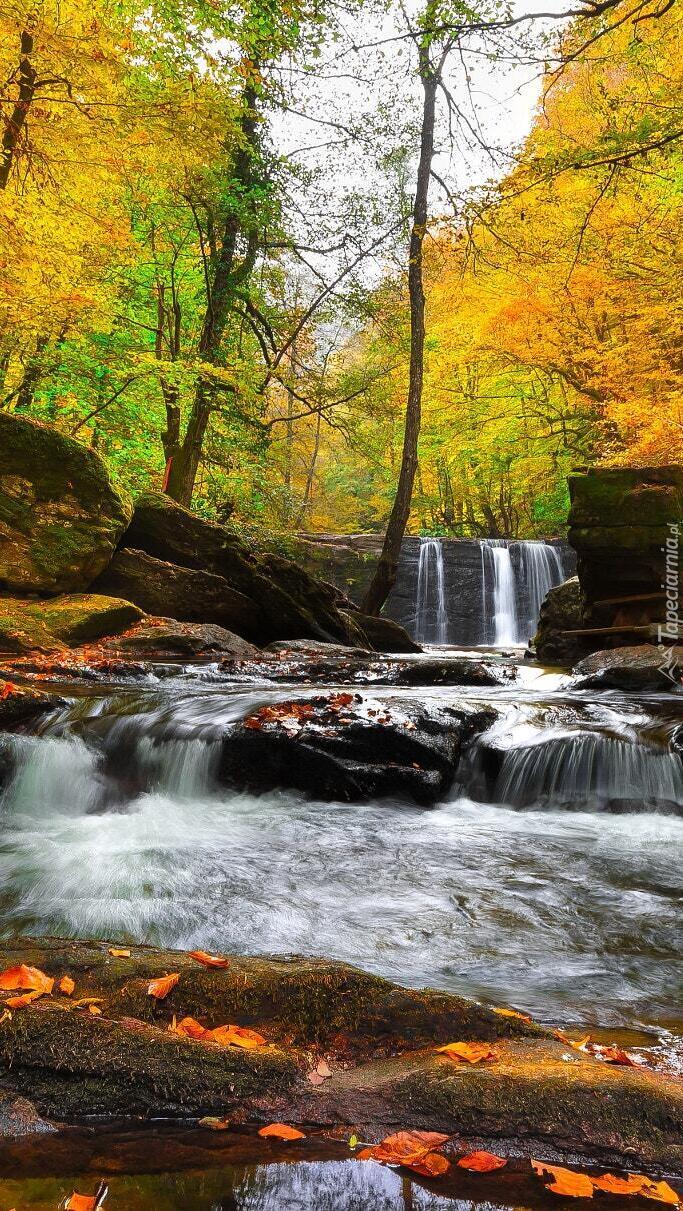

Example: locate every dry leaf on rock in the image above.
[435,1041,499,1064]
[493,1008,531,1023]
[188,950,229,969]
[0,964,54,995]
[5,990,43,1008]
[147,973,179,999]
[59,976,75,995]
[458,1151,508,1172]
[109,949,130,958]
[258,1123,305,1140]
[198,1116,231,1130]
[208,1024,266,1048]
[171,1015,207,1040]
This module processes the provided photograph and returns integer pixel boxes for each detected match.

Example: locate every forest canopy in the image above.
[1,0,681,540]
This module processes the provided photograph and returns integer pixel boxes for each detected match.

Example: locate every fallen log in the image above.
[0,938,680,1174]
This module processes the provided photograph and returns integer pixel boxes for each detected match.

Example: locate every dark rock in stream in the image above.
[224,653,514,689]
[219,694,496,804]
[573,644,683,691]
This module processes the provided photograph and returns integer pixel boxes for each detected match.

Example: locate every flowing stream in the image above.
[0,660,681,1032]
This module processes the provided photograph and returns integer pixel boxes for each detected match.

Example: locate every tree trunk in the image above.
[361,57,437,615]
[0,31,36,189]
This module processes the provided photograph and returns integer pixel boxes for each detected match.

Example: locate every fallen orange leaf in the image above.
[0,964,54,995]
[109,948,130,958]
[532,1160,595,1198]
[593,1174,680,1204]
[590,1044,638,1066]
[198,1116,231,1130]
[458,1151,507,1172]
[188,950,229,969]
[148,973,179,999]
[5,990,43,1008]
[208,1024,266,1049]
[0,682,17,701]
[65,1195,97,1211]
[435,1041,499,1064]
[171,1015,207,1040]
[493,1008,532,1023]
[89,1004,102,1015]
[358,1130,449,1167]
[59,976,75,995]
[258,1123,305,1140]
[409,1152,450,1177]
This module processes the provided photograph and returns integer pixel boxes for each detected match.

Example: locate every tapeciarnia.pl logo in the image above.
[657,522,682,684]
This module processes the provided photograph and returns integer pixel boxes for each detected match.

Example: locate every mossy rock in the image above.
[568,466,683,529]
[0,413,132,593]
[0,594,144,654]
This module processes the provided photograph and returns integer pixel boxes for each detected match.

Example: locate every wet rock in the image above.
[0,937,679,1174]
[342,610,421,653]
[573,644,683,691]
[0,412,132,593]
[123,493,360,647]
[0,594,144,654]
[224,653,512,689]
[568,467,683,635]
[101,619,258,660]
[0,1093,57,1137]
[93,548,260,640]
[263,639,370,657]
[219,694,495,805]
[533,577,592,666]
[0,678,61,728]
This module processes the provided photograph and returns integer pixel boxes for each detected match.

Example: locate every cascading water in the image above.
[415,537,448,644]
[480,539,518,645]
[0,674,681,1030]
[479,538,567,645]
[521,541,565,639]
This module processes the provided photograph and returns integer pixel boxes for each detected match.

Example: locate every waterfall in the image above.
[480,539,518,645]
[415,538,448,644]
[522,541,564,639]
[479,538,567,646]
[469,732,683,813]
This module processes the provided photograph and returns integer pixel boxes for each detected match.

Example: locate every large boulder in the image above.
[0,413,132,593]
[342,609,421,653]
[92,548,259,640]
[533,577,592,666]
[568,467,683,635]
[219,693,495,805]
[0,594,144,654]
[572,644,683,691]
[123,492,415,651]
[101,619,258,660]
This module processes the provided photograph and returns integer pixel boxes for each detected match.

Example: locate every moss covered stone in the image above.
[0,594,144,653]
[0,414,132,593]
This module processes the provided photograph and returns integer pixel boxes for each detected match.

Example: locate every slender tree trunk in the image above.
[164,84,259,507]
[0,31,36,190]
[361,55,437,615]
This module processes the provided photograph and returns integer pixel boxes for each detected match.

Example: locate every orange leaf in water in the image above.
[0,682,17,700]
[493,1008,532,1023]
[593,1174,680,1204]
[208,1024,265,1049]
[359,1130,450,1167]
[109,948,130,958]
[59,976,75,995]
[458,1151,508,1172]
[170,1016,208,1040]
[65,1195,98,1211]
[258,1123,305,1140]
[590,1044,638,1066]
[89,1004,102,1016]
[532,1161,595,1198]
[5,990,43,1008]
[0,964,54,995]
[409,1152,450,1177]
[188,950,229,969]
[147,973,179,999]
[198,1116,231,1130]
[435,1042,499,1064]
